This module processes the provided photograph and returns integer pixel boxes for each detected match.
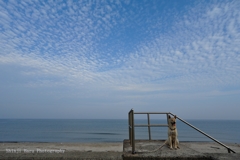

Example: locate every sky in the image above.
[0,0,240,119]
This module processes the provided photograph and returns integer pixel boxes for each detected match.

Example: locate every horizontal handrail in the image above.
[135,124,168,127]
[134,112,170,114]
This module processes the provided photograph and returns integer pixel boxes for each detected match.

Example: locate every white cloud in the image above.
[0,0,240,118]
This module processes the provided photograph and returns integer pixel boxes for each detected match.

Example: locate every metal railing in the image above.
[128,109,236,154]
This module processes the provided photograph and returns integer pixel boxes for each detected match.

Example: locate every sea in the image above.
[0,119,239,143]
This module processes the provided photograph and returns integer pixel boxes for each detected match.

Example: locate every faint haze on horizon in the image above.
[0,0,240,120]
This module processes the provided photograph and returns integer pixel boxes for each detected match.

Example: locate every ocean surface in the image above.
[0,119,239,143]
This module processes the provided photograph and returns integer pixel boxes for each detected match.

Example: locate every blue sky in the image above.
[0,0,239,119]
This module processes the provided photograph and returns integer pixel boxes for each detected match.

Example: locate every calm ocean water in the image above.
[0,119,239,143]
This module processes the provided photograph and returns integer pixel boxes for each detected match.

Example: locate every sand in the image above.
[0,142,123,159]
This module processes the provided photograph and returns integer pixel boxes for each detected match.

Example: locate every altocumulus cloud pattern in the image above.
[0,0,240,119]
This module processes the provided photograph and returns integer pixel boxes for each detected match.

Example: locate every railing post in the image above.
[128,111,132,145]
[228,148,231,153]
[147,113,151,140]
[166,113,169,127]
[131,109,135,154]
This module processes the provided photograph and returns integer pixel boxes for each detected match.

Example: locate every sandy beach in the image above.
[0,142,123,159]
[0,142,123,152]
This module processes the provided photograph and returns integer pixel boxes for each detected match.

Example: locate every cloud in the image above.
[1,0,239,87]
[0,0,240,118]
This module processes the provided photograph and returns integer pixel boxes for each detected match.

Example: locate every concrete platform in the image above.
[122,140,240,160]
